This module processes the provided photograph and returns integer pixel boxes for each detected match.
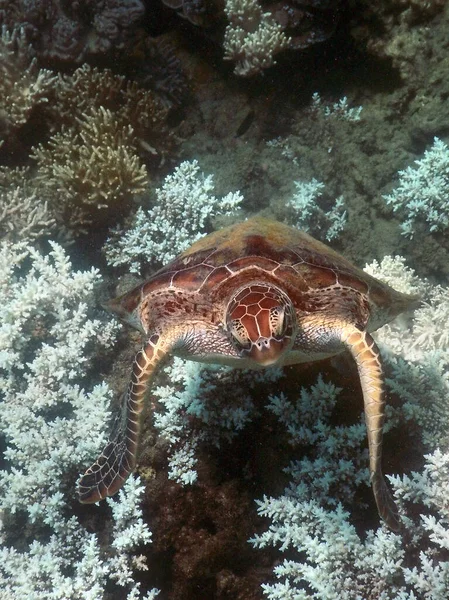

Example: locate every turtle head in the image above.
[225,283,296,366]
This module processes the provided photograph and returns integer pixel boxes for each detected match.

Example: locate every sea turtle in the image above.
[79,217,417,529]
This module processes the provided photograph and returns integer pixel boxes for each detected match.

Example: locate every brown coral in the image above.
[0,26,56,142]
[0,167,56,241]
[0,38,174,238]
[32,106,149,228]
[52,64,174,161]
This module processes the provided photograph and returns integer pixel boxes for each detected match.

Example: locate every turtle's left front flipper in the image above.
[78,334,171,503]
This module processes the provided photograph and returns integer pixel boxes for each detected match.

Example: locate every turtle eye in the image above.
[229,319,251,350]
[269,305,286,338]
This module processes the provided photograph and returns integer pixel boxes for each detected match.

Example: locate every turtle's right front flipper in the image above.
[78,334,170,503]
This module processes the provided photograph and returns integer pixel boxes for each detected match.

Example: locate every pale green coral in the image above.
[104,160,243,272]
[0,240,156,599]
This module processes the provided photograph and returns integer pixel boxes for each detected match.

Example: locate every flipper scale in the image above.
[78,335,170,503]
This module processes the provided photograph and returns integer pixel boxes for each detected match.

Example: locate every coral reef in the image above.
[52,64,171,144]
[284,178,347,241]
[0,0,145,63]
[0,240,157,599]
[309,93,363,123]
[0,0,449,596]
[223,0,289,77]
[32,107,149,228]
[122,36,190,108]
[0,26,56,144]
[162,0,344,76]
[153,357,283,485]
[104,159,243,272]
[0,167,56,241]
[30,63,172,232]
[383,137,449,238]
[0,46,172,239]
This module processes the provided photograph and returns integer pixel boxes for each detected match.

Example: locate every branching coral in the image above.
[223,0,289,76]
[153,357,283,485]
[0,240,157,599]
[310,93,363,122]
[0,34,172,238]
[28,64,173,231]
[104,159,243,272]
[285,178,347,242]
[32,106,149,227]
[52,64,171,146]
[0,26,56,141]
[383,137,449,238]
[250,448,449,600]
[0,167,56,241]
[0,186,55,241]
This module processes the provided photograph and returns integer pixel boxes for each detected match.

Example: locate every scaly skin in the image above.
[340,326,399,531]
[78,333,173,503]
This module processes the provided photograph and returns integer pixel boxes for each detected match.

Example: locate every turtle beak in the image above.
[246,337,287,366]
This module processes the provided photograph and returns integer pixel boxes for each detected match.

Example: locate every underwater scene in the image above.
[0,1,449,598]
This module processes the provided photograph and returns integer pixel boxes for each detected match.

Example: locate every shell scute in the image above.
[202,265,231,289]
[142,272,173,297]
[171,263,215,290]
[226,255,279,273]
[108,217,418,328]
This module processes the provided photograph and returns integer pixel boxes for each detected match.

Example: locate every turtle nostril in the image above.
[256,338,270,349]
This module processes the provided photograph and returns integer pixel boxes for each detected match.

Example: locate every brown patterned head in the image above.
[225,283,296,366]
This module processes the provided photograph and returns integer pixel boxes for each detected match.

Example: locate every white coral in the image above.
[0,186,56,241]
[383,137,449,237]
[286,179,347,241]
[0,240,156,598]
[104,159,242,273]
[223,0,289,76]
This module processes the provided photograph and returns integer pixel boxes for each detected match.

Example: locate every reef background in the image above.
[1,1,449,598]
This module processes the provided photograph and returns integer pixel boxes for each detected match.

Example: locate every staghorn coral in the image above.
[32,106,149,228]
[52,64,171,145]
[383,137,449,238]
[309,92,363,123]
[0,50,173,238]
[0,185,55,242]
[104,159,243,272]
[0,26,56,142]
[0,239,158,599]
[223,0,289,77]
[0,166,56,241]
[153,357,283,485]
[285,178,347,242]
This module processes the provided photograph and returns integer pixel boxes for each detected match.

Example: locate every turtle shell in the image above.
[106,217,417,330]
